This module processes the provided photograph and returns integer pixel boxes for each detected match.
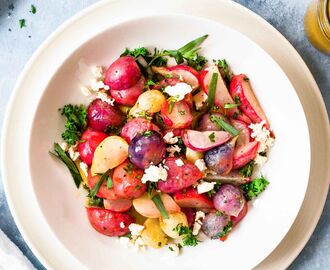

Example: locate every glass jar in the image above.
[304,0,330,54]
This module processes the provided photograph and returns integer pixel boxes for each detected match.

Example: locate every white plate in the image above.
[1,0,328,269]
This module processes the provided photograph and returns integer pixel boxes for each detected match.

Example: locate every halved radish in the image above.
[230,74,270,129]
[183,130,231,151]
[103,198,132,213]
[230,119,252,147]
[233,141,259,169]
[160,100,193,129]
[132,193,180,218]
[152,65,200,90]
[231,199,248,226]
[173,187,214,209]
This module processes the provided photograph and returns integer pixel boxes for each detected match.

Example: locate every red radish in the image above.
[197,113,225,131]
[181,208,196,227]
[183,130,231,151]
[87,99,125,132]
[230,74,270,129]
[230,119,252,147]
[78,128,108,165]
[152,65,200,90]
[120,118,160,143]
[184,93,194,108]
[87,170,118,200]
[233,141,259,169]
[110,76,145,106]
[157,157,203,193]
[103,198,132,213]
[104,56,141,90]
[231,199,248,226]
[160,100,193,129]
[173,187,214,209]
[86,207,134,236]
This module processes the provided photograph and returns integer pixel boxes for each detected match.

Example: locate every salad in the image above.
[51,35,274,254]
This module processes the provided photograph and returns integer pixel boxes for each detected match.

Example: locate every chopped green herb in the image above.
[30,5,37,14]
[147,182,158,197]
[169,246,174,251]
[209,115,239,136]
[90,169,112,198]
[243,76,250,81]
[208,132,216,142]
[147,80,156,86]
[167,95,179,114]
[137,111,152,120]
[104,125,122,135]
[207,73,218,109]
[152,194,169,219]
[259,151,267,157]
[135,185,142,191]
[121,47,150,59]
[136,174,142,180]
[143,130,153,137]
[216,210,223,216]
[233,95,240,104]
[224,103,240,109]
[60,104,87,145]
[19,19,26,28]
[215,59,231,81]
[206,182,221,197]
[215,221,233,238]
[50,143,82,188]
[239,161,255,177]
[241,175,269,201]
[107,175,113,189]
[173,223,200,247]
[179,110,186,115]
[124,163,134,175]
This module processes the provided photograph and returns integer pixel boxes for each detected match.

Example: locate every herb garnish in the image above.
[19,19,26,28]
[151,194,169,219]
[241,175,269,201]
[123,163,134,175]
[30,5,37,14]
[215,221,233,238]
[209,115,239,136]
[107,175,113,189]
[60,104,87,145]
[173,223,200,246]
[50,143,82,188]
[147,182,158,197]
[215,59,231,81]
[104,125,122,135]
[207,73,218,109]
[121,47,150,59]
[239,161,255,177]
[224,103,240,109]
[90,169,112,198]
[206,182,221,197]
[143,130,153,137]
[208,132,216,142]
[167,95,179,114]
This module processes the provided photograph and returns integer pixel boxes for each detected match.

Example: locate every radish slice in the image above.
[233,141,259,169]
[152,65,200,90]
[173,187,214,209]
[103,198,132,213]
[160,100,193,129]
[230,119,252,147]
[183,130,231,152]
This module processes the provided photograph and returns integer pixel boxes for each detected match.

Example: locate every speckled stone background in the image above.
[0,0,329,269]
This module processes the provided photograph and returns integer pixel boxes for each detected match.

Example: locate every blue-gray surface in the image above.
[0,0,329,269]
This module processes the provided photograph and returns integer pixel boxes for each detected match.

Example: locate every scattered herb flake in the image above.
[173,223,200,247]
[123,163,134,175]
[239,161,255,177]
[107,175,113,189]
[208,132,216,142]
[216,221,233,238]
[19,19,26,28]
[30,4,37,14]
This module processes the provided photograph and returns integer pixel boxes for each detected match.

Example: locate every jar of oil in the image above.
[304,0,330,54]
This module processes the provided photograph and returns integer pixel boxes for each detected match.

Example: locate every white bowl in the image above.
[2,3,311,270]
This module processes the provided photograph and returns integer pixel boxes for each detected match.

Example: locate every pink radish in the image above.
[183,130,231,151]
[230,119,252,147]
[233,141,259,169]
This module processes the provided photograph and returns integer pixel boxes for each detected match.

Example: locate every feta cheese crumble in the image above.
[90,79,109,91]
[128,223,144,236]
[175,158,184,167]
[197,181,216,194]
[192,211,205,235]
[166,145,181,157]
[96,92,115,106]
[249,121,274,153]
[68,145,79,161]
[59,141,68,152]
[168,243,180,256]
[141,164,168,183]
[194,159,207,172]
[79,162,88,177]
[91,65,105,80]
[163,132,178,144]
[164,82,193,101]
[254,154,268,167]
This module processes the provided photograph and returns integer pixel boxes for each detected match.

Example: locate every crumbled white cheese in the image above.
[80,86,92,96]
[194,159,207,172]
[119,236,132,247]
[141,164,168,183]
[249,121,275,153]
[166,145,181,157]
[197,181,216,194]
[163,132,178,144]
[192,211,205,236]
[120,222,125,229]
[254,154,268,167]
[128,223,144,236]
[164,82,193,101]
[96,92,115,106]
[133,237,146,252]
[175,158,184,167]
[91,65,105,80]
[79,162,88,177]
[68,145,80,161]
[90,79,110,91]
[168,244,180,256]
[59,142,68,152]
